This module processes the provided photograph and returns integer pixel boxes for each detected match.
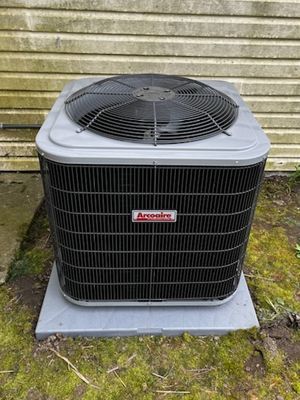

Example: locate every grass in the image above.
[0,176,299,400]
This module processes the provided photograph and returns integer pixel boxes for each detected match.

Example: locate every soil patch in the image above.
[262,318,300,364]
[10,271,50,316]
[245,350,265,376]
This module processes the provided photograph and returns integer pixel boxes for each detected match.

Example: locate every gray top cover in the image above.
[36,77,270,166]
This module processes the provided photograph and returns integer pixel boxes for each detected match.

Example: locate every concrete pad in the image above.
[0,173,43,283]
[36,264,259,339]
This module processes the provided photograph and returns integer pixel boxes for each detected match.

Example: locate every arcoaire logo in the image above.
[132,210,177,222]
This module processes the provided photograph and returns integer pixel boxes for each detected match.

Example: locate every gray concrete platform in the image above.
[36,264,259,339]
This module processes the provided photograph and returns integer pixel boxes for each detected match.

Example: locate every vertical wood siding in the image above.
[0,0,299,171]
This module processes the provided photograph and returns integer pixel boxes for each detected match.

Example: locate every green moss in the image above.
[0,287,33,399]
[0,286,299,400]
[246,227,300,315]
[8,247,52,280]
[292,383,300,395]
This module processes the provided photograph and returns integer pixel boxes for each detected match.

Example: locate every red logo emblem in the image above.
[132,210,177,222]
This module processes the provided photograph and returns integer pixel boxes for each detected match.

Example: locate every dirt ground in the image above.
[0,176,299,400]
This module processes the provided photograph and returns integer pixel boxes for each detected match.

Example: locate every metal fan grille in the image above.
[65,74,239,145]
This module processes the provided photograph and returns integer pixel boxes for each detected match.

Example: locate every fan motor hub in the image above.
[132,86,176,102]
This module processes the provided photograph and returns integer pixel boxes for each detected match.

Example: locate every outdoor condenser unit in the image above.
[36,74,270,306]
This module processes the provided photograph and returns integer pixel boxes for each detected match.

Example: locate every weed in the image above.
[288,164,300,189]
[295,243,300,259]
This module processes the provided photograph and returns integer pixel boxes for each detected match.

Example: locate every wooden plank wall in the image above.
[0,0,299,171]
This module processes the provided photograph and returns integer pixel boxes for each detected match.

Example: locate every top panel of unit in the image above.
[35,74,270,166]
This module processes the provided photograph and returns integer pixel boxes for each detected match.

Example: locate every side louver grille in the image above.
[40,157,264,303]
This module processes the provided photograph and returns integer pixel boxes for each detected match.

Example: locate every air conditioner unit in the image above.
[36,74,270,306]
